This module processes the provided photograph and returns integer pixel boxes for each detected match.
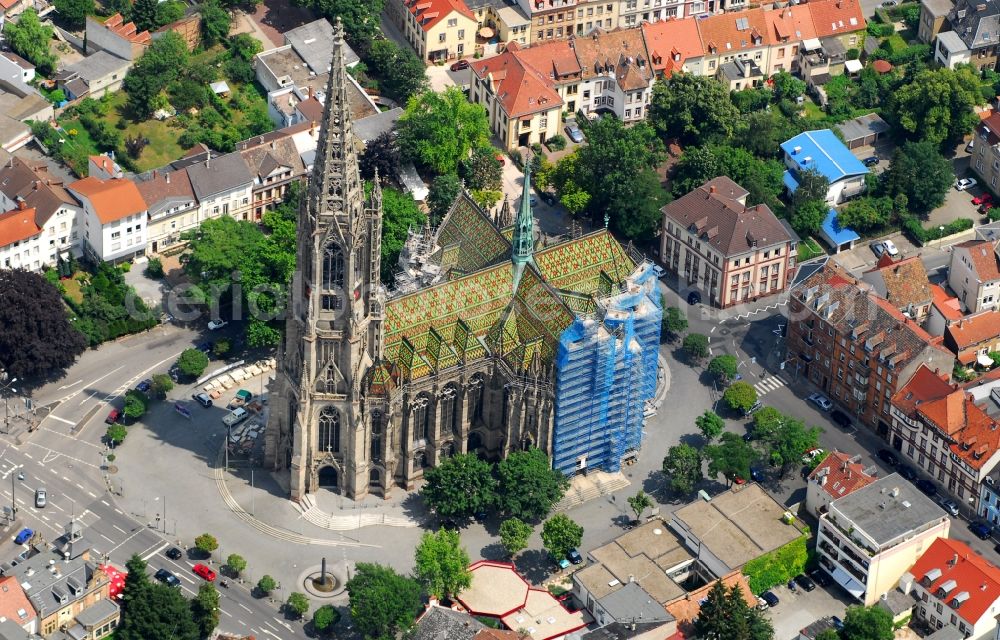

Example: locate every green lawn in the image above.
[62,276,84,304]
[802,100,826,122]
[55,118,100,173]
[797,237,826,261]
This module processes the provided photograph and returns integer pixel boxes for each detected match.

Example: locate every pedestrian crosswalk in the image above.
[754,375,788,397]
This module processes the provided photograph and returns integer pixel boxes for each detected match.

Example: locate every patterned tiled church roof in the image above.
[434,192,511,275]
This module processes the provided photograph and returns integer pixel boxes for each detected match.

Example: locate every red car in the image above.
[450,59,470,71]
[105,409,121,424]
[495,153,505,166]
[193,564,216,582]
[973,193,994,207]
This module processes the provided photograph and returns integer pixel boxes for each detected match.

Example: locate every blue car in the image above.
[136,379,152,393]
[14,528,32,545]
[969,521,993,540]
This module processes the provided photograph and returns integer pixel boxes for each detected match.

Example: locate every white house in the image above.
[780,129,870,205]
[68,176,148,262]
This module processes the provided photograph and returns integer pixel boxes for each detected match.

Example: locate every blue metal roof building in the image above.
[819,208,860,253]
[780,130,869,204]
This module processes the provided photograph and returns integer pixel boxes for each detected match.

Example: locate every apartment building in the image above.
[185,152,254,223]
[0,158,81,270]
[786,262,955,435]
[390,0,478,61]
[237,133,308,219]
[520,0,619,43]
[135,168,198,255]
[572,28,655,122]
[619,0,704,28]
[68,177,148,263]
[805,450,877,517]
[641,17,706,76]
[698,8,771,77]
[816,474,950,605]
[861,255,933,324]
[763,5,817,73]
[660,176,796,308]
[944,0,1000,71]
[919,0,953,43]
[904,538,1000,640]
[512,39,583,111]
[945,308,1000,367]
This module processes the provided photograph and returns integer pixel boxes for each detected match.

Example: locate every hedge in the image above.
[743,534,809,594]
[900,214,973,245]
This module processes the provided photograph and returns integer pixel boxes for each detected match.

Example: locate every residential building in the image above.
[861,255,933,323]
[87,155,123,181]
[717,57,764,90]
[786,262,955,435]
[469,42,564,149]
[698,8,771,77]
[973,112,1000,195]
[467,1,531,47]
[640,18,706,76]
[949,239,1000,312]
[660,176,796,308]
[67,176,148,263]
[522,0,619,44]
[0,577,36,634]
[185,152,253,223]
[805,450,877,517]
[619,0,702,28]
[817,474,949,604]
[670,484,806,576]
[85,13,150,61]
[945,309,1000,366]
[944,0,1000,70]
[890,364,1000,513]
[237,133,308,219]
[903,538,1000,640]
[807,0,866,52]
[507,38,583,112]
[781,129,869,204]
[571,28,654,122]
[0,81,53,127]
[0,157,82,269]
[935,30,973,67]
[0,53,33,86]
[763,5,817,74]
[919,0,954,43]
[798,36,848,93]
[134,168,197,255]
[54,51,131,100]
[927,283,965,338]
[389,0,477,61]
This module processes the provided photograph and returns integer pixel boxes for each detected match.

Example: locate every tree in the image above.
[257,574,277,595]
[194,533,218,557]
[123,390,147,421]
[499,518,533,558]
[346,563,423,640]
[286,592,310,619]
[177,349,209,378]
[199,0,232,47]
[650,74,741,145]
[770,70,806,102]
[54,0,94,28]
[414,529,472,599]
[696,410,726,442]
[292,0,384,49]
[359,131,401,182]
[228,32,262,61]
[106,423,127,446]
[421,452,496,520]
[882,140,955,213]
[758,415,821,476]
[364,39,428,103]
[155,0,185,26]
[4,10,57,75]
[662,444,703,494]
[840,604,893,640]
[313,604,341,634]
[627,490,653,521]
[379,186,426,282]
[118,555,199,640]
[837,198,891,232]
[889,66,982,146]
[398,88,490,175]
[790,167,831,212]
[682,333,710,363]
[609,168,670,240]
[428,173,462,223]
[704,432,758,485]
[541,514,583,560]
[460,147,503,191]
[694,581,772,640]
[190,582,220,637]
[672,145,784,212]
[662,307,688,341]
[496,447,569,520]
[131,0,160,31]
[723,381,758,414]
[708,355,739,384]
[791,199,828,235]
[226,553,247,577]
[124,32,189,118]
[0,270,85,381]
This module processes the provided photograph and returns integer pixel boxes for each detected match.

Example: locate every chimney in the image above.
[709,185,717,194]
[308,85,315,100]
[152,169,157,179]
[17,200,25,210]
[165,173,170,184]
[206,150,211,169]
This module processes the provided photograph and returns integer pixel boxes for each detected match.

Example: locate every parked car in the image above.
[807,393,832,411]
[760,591,779,607]
[155,568,181,587]
[916,478,937,496]
[809,568,832,587]
[876,448,899,466]
[831,616,844,630]
[192,393,213,408]
[743,401,762,417]
[168,364,181,383]
[880,0,896,6]
[938,497,960,516]
[956,177,978,191]
[750,467,765,482]
[687,291,702,305]
[193,563,216,581]
[882,239,899,256]
[802,448,826,463]
[862,156,879,167]
[730,474,746,485]
[196,341,214,354]
[207,319,227,331]
[165,547,183,560]
[970,521,993,540]
[870,241,886,258]
[136,379,152,394]
[830,409,852,429]
[450,59,470,71]
[105,408,121,425]
[794,574,816,592]
[564,124,585,143]
[567,549,583,565]
[973,193,994,207]
[14,528,32,545]
[34,488,45,509]
[899,466,917,481]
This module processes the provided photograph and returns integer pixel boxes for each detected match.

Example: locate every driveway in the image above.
[427,64,473,92]
[764,582,851,640]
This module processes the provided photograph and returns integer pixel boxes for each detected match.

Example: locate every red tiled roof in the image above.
[402,0,474,32]
[641,19,705,76]
[89,155,116,175]
[931,284,963,321]
[892,364,954,416]
[763,5,818,43]
[909,538,1000,626]
[665,572,756,629]
[0,576,35,628]
[807,451,876,499]
[513,39,582,81]
[697,8,771,54]
[68,177,147,224]
[0,204,40,248]
[956,239,1000,281]
[806,0,867,38]
[946,308,1000,351]
[101,12,151,44]
[470,43,563,118]
[571,28,654,90]
[863,255,932,310]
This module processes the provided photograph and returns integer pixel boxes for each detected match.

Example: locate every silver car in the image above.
[34,488,45,509]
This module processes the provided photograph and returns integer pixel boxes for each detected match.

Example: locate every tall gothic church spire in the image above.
[511,158,537,292]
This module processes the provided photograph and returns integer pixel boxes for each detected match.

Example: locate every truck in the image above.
[222,407,249,427]
[227,389,253,410]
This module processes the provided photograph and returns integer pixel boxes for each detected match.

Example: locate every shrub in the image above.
[546,134,567,151]
[106,424,127,445]
[257,575,277,594]
[900,214,974,245]
[743,534,809,593]
[144,257,164,279]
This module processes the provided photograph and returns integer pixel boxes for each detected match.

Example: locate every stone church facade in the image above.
[265,20,661,501]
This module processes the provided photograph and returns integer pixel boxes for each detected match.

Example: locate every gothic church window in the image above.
[318,406,340,453]
[322,243,344,310]
[370,409,383,463]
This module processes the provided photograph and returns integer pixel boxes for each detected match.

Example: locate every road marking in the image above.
[238,603,251,613]
[221,609,233,618]
[87,491,97,498]
[710,326,716,333]
[112,524,128,535]
[100,534,114,543]
[22,453,32,460]
[261,630,282,639]
[141,542,169,561]
[57,380,82,391]
[48,468,57,474]
[41,515,49,522]
[47,415,75,426]
[61,476,70,482]
[753,375,788,397]
[100,500,110,507]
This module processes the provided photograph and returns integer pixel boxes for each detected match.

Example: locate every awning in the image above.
[978,352,995,367]
[479,26,495,38]
[844,59,863,74]
[831,565,865,599]
[802,37,822,51]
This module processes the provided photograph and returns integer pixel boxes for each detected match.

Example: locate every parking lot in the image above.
[763,581,851,640]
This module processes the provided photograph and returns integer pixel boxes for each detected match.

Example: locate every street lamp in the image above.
[0,376,17,435]
[7,464,22,519]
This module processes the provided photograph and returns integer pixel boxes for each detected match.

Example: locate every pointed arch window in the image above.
[440,385,459,436]
[370,409,384,463]
[322,243,344,310]
[413,394,432,443]
[318,407,340,454]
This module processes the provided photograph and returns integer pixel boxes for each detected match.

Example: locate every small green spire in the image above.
[511,156,537,293]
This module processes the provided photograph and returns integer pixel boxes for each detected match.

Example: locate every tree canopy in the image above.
[54,0,94,29]
[414,528,472,599]
[671,144,785,212]
[460,147,504,191]
[292,0,385,49]
[650,74,741,145]
[704,432,758,485]
[199,0,233,47]
[889,66,982,146]
[496,448,569,521]
[499,517,533,558]
[708,355,739,384]
[379,186,426,282]
[683,333,710,362]
[693,580,773,640]
[662,444,703,495]
[117,555,200,640]
[398,88,491,175]
[723,382,758,414]
[428,173,462,223]
[881,140,955,213]
[696,410,726,442]
[364,39,428,103]
[124,32,189,118]
[190,583,220,637]
[541,514,583,560]
[0,270,86,381]
[346,563,423,640]
[360,131,402,183]
[4,10,57,75]
[839,604,894,640]
[420,453,496,520]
